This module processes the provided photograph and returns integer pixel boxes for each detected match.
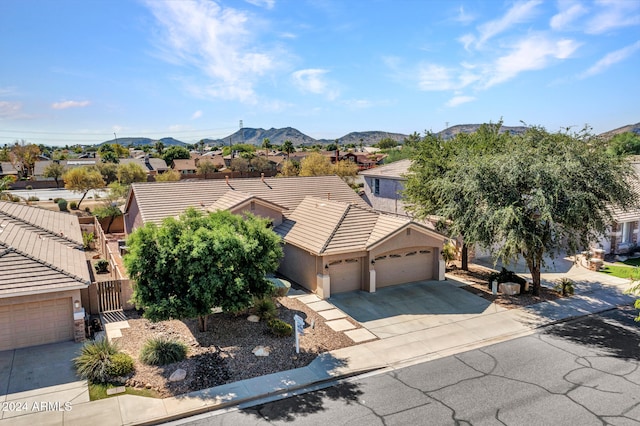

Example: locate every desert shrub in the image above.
[95,259,109,273]
[555,278,575,296]
[27,196,39,202]
[57,199,68,211]
[139,337,187,366]
[267,318,293,337]
[85,207,91,213]
[82,232,95,249]
[441,240,457,267]
[9,195,21,202]
[53,197,61,203]
[253,296,277,320]
[74,339,118,384]
[70,201,78,210]
[26,185,33,190]
[107,352,135,378]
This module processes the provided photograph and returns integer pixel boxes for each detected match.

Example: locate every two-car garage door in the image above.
[0,298,74,352]
[375,248,435,288]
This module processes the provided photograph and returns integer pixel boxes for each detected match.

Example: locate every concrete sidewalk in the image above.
[1,271,636,426]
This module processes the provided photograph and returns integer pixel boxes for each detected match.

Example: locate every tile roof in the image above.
[274,196,437,255]
[172,159,197,171]
[611,161,640,222]
[359,159,412,179]
[120,157,169,172]
[127,175,368,227]
[206,190,285,213]
[0,202,90,297]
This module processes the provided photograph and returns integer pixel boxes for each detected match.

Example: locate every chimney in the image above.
[327,192,331,200]
[261,173,265,183]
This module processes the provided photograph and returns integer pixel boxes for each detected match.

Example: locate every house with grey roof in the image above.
[120,156,169,175]
[359,159,412,216]
[0,201,90,351]
[123,175,446,298]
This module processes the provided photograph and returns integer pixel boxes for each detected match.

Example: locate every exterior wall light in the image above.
[74,300,81,309]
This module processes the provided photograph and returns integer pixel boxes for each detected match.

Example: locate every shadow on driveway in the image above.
[329,280,493,323]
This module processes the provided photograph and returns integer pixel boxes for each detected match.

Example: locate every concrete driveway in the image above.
[0,341,89,421]
[329,280,507,339]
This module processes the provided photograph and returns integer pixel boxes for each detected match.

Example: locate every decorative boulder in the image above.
[247,315,260,323]
[169,368,187,382]
[252,346,270,357]
[499,282,520,296]
[268,277,292,297]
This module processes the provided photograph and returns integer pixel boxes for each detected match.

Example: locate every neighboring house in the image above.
[0,162,20,178]
[32,160,54,181]
[62,159,98,169]
[342,152,386,170]
[171,158,197,175]
[597,161,640,254]
[120,156,169,176]
[359,159,412,216]
[123,175,446,298]
[0,201,90,351]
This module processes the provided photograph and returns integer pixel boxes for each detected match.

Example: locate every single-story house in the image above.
[359,159,412,216]
[0,161,20,178]
[123,175,446,298]
[120,156,169,175]
[0,201,90,351]
[171,158,197,175]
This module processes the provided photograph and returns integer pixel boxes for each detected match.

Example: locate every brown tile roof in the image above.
[0,202,90,297]
[171,159,197,171]
[274,196,440,255]
[207,191,286,213]
[127,175,368,227]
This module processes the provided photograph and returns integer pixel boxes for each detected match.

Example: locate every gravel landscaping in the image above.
[111,294,363,397]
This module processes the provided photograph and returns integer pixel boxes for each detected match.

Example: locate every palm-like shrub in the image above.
[74,339,118,384]
[139,337,188,366]
[253,296,277,320]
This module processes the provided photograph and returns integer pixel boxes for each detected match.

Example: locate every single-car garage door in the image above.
[0,298,74,351]
[329,258,362,293]
[375,249,435,288]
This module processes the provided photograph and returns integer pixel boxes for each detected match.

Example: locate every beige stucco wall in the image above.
[0,289,82,308]
[278,244,320,292]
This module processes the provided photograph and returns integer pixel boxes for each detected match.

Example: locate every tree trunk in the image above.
[525,252,542,296]
[198,315,208,332]
[54,178,59,189]
[77,191,88,209]
[461,243,469,271]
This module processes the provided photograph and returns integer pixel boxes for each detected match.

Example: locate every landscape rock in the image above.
[169,368,187,382]
[252,346,270,357]
[247,315,260,323]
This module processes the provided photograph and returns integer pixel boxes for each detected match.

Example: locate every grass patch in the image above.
[89,383,161,400]
[600,264,640,279]
[619,257,640,267]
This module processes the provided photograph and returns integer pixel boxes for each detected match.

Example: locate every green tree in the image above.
[278,159,299,177]
[0,176,17,200]
[162,146,190,166]
[10,141,41,177]
[378,138,398,149]
[196,159,218,176]
[62,167,105,209]
[299,152,333,176]
[250,156,272,172]
[43,162,66,188]
[405,124,637,296]
[230,157,250,172]
[333,160,359,186]
[155,170,181,181]
[94,163,119,184]
[124,208,283,331]
[606,132,640,157]
[154,141,165,155]
[117,162,147,185]
[282,140,294,159]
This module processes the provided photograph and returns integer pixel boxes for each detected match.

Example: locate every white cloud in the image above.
[580,40,640,78]
[144,0,280,103]
[191,110,203,120]
[417,64,480,91]
[291,69,339,100]
[51,100,90,110]
[454,5,475,25]
[244,0,275,9]
[446,95,476,107]
[485,35,580,87]
[0,101,23,119]
[586,0,640,34]
[550,1,588,30]
[472,0,542,48]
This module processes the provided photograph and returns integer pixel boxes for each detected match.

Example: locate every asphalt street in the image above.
[167,306,640,426]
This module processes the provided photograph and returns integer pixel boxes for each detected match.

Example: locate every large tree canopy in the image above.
[405,123,638,296]
[124,208,283,331]
[62,167,105,209]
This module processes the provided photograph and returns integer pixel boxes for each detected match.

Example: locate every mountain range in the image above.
[99,122,640,147]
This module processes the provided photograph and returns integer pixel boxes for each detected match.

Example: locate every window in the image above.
[622,221,632,243]
[374,178,380,195]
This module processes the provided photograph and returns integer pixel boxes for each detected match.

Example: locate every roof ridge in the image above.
[0,242,89,285]
[0,207,82,247]
[319,202,352,255]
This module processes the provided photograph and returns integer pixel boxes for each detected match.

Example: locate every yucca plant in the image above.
[139,337,188,366]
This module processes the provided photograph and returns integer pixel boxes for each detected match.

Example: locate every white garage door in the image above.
[0,298,74,351]
[329,258,362,293]
[375,249,435,288]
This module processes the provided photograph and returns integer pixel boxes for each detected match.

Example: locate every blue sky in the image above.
[1,0,639,146]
